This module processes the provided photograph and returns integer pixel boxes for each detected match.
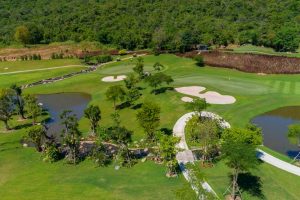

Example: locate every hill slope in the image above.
[0,0,299,51]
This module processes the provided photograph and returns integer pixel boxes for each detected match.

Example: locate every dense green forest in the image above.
[0,0,299,52]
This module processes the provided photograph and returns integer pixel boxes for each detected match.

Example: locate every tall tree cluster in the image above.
[0,0,299,52]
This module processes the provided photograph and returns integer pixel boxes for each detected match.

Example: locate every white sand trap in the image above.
[199,91,236,104]
[102,75,127,82]
[176,86,236,104]
[175,86,206,95]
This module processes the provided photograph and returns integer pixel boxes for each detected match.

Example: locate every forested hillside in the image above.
[0,0,299,52]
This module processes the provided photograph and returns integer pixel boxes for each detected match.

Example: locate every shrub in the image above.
[95,55,113,64]
[43,144,61,163]
[119,49,127,55]
[194,55,205,67]
[91,143,112,167]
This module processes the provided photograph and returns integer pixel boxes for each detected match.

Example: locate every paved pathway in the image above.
[257,149,300,176]
[173,112,219,197]
[0,65,84,75]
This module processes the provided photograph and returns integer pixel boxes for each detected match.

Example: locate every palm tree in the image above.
[10,84,25,119]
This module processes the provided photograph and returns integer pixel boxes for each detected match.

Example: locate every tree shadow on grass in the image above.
[14,123,32,130]
[137,86,145,91]
[151,87,174,95]
[116,102,131,110]
[160,128,173,136]
[132,103,143,110]
[235,172,265,199]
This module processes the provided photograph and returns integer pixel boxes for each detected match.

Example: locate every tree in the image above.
[24,94,42,125]
[105,85,126,111]
[84,105,101,136]
[27,23,44,44]
[26,125,47,152]
[0,89,15,130]
[14,26,30,46]
[194,55,205,67]
[124,73,139,89]
[222,127,262,146]
[145,72,174,90]
[136,101,160,141]
[126,88,141,105]
[91,141,112,167]
[221,128,262,199]
[152,27,168,51]
[153,62,164,71]
[133,57,144,78]
[106,115,135,167]
[288,124,300,147]
[10,84,25,119]
[108,126,132,146]
[186,116,219,164]
[60,110,81,165]
[186,98,208,120]
[159,135,180,177]
[221,138,258,200]
[273,26,300,52]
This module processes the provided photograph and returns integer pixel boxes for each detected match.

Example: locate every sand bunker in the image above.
[102,75,127,82]
[181,96,193,102]
[176,86,236,104]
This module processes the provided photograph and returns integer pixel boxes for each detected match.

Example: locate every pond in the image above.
[251,106,300,158]
[37,93,91,139]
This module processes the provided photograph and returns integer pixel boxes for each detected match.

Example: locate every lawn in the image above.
[232,44,300,58]
[0,54,300,199]
[0,59,83,73]
[0,129,188,200]
[200,160,300,200]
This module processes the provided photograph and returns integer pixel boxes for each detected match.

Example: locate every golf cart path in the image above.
[257,149,300,176]
[173,112,218,196]
[173,112,300,197]
[0,65,85,75]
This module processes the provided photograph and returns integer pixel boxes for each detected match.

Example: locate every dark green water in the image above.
[37,93,91,138]
[251,106,300,157]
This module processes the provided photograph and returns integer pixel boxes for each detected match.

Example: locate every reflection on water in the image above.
[251,106,300,157]
[37,93,91,139]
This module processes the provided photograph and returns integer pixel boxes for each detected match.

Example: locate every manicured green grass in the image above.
[200,160,300,200]
[1,54,300,199]
[232,44,300,58]
[0,130,187,200]
[0,59,83,73]
[0,66,87,88]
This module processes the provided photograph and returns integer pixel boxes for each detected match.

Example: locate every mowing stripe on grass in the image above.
[278,81,285,93]
[289,81,296,94]
[271,81,281,93]
[283,82,291,94]
[267,80,276,93]
[294,82,300,94]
